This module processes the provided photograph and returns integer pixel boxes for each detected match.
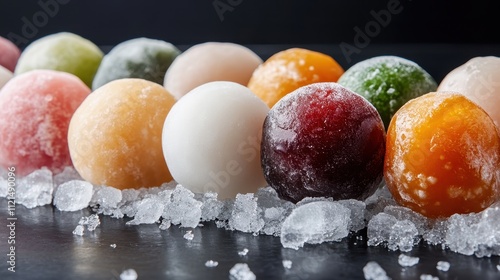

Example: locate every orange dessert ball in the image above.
[68,79,176,189]
[384,92,500,218]
[247,48,344,108]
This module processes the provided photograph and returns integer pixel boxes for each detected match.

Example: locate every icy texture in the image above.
[72,225,84,236]
[436,261,450,271]
[163,185,202,228]
[280,201,351,250]
[92,38,180,89]
[363,261,390,280]
[256,187,295,236]
[419,275,438,280]
[91,186,123,210]
[54,180,93,211]
[368,212,419,252]
[282,260,292,269]
[238,248,249,256]
[388,220,419,252]
[229,193,264,233]
[205,260,219,268]
[53,166,83,194]
[183,230,194,240]
[229,263,256,280]
[200,192,224,221]
[120,269,138,280]
[338,199,367,232]
[126,196,165,225]
[398,254,419,267]
[16,169,54,208]
[79,214,100,232]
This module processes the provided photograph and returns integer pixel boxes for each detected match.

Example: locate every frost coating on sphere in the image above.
[92,37,180,90]
[280,201,351,250]
[262,82,386,203]
[338,55,437,128]
[438,56,500,130]
[14,32,103,87]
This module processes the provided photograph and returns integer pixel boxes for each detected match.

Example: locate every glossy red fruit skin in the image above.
[261,82,386,203]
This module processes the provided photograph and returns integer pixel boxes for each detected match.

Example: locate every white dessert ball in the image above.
[162,81,269,199]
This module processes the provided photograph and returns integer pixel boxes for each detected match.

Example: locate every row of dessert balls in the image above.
[0,32,499,219]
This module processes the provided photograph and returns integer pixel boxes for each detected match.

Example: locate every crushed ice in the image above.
[2,166,500,257]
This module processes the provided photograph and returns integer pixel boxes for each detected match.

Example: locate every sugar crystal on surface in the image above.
[280,201,351,250]
[72,225,84,236]
[183,230,194,240]
[282,260,292,269]
[436,261,450,271]
[363,261,390,280]
[120,268,138,280]
[229,193,264,233]
[16,168,53,208]
[54,180,93,211]
[388,220,419,252]
[205,260,219,268]
[398,254,419,267]
[229,263,256,280]
[162,185,202,228]
[419,274,438,280]
[238,248,249,256]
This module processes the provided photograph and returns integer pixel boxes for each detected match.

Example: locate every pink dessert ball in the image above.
[0,36,21,72]
[0,70,91,176]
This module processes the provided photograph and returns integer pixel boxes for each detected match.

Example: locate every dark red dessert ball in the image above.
[261,82,386,203]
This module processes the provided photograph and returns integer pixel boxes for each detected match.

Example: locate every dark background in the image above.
[0,0,498,82]
[0,0,497,47]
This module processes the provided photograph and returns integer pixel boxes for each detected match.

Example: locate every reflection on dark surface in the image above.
[1,199,500,280]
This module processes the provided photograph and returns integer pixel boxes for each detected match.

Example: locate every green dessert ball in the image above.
[338,56,437,128]
[15,32,103,87]
[92,38,180,90]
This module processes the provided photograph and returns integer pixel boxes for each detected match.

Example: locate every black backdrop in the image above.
[0,0,498,47]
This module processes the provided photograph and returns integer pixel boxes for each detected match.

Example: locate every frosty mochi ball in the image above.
[261,83,386,203]
[92,37,180,90]
[164,42,262,99]
[0,70,91,176]
[162,81,269,199]
[15,32,103,87]
[438,56,500,130]
[68,79,176,189]
[338,56,437,128]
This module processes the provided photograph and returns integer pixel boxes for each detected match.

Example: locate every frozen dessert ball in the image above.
[0,70,91,176]
[162,81,269,199]
[438,56,500,129]
[15,32,103,87]
[247,48,344,108]
[164,42,262,100]
[338,56,437,129]
[92,37,180,90]
[68,79,176,189]
[0,36,21,72]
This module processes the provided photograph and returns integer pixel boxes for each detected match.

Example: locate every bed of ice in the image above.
[2,166,500,277]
